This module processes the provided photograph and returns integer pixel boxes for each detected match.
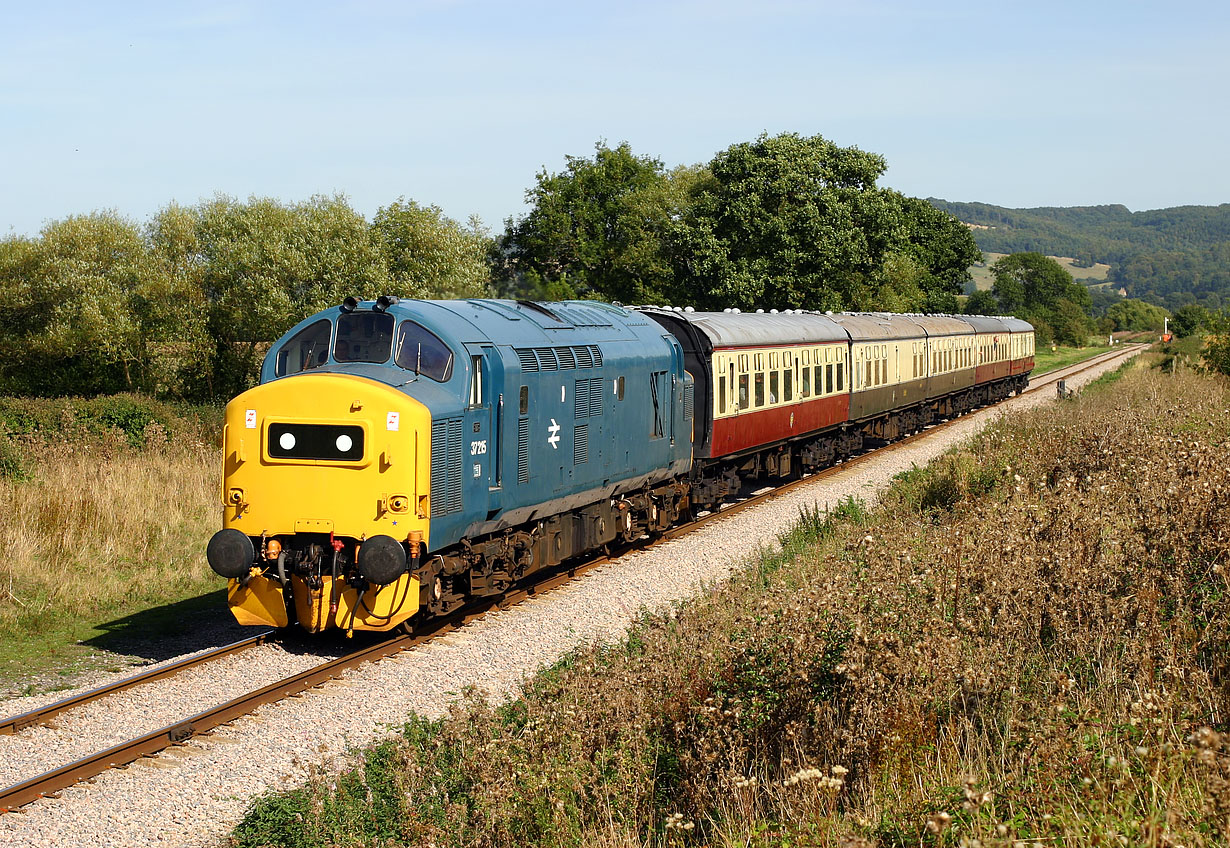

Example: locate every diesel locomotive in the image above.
[206,298,1033,635]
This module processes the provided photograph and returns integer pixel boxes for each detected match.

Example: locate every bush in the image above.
[0,435,24,480]
[233,366,1230,848]
[0,393,218,448]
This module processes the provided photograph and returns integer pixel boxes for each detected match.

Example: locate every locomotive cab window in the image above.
[395,320,454,382]
[335,312,394,363]
[469,355,484,407]
[275,319,332,376]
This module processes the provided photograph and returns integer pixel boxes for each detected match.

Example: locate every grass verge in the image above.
[0,396,227,689]
[230,361,1230,847]
[1032,341,1113,375]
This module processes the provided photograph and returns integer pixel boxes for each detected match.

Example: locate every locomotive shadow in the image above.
[81,589,279,663]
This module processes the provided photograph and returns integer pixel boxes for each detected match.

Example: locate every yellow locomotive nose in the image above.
[214,372,433,633]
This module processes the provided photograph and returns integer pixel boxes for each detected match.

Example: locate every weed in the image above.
[229,366,1230,848]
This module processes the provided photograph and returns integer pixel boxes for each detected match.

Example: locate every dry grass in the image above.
[234,361,1230,848]
[0,409,220,647]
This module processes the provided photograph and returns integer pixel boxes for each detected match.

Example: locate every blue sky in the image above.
[2,0,1227,237]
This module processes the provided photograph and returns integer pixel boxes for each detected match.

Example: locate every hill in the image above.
[929,199,1230,311]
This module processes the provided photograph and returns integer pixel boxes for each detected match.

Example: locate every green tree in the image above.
[188,194,388,399]
[372,200,492,300]
[1202,308,1230,375]
[990,252,1094,343]
[673,132,893,311]
[991,252,1073,312]
[502,142,684,304]
[0,213,168,394]
[1171,303,1209,337]
[1104,298,1169,332]
[964,289,999,315]
[891,194,980,294]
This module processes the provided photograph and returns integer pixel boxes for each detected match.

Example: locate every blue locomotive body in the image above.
[261,298,693,554]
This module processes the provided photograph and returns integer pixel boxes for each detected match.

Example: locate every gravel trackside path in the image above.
[0,348,1140,848]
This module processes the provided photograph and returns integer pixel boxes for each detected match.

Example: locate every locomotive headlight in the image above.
[335,434,353,453]
[279,432,297,451]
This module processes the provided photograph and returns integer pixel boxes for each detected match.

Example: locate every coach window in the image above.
[783,367,793,402]
[395,320,454,382]
[769,370,779,404]
[801,363,811,398]
[275,319,332,377]
[738,374,750,410]
[754,371,765,407]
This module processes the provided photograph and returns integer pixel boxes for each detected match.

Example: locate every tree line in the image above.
[2,132,1032,402]
[0,196,490,400]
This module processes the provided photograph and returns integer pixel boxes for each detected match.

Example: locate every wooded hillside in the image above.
[929,199,1230,311]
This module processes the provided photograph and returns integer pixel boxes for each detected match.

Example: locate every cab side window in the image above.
[395,320,455,382]
[275,319,332,377]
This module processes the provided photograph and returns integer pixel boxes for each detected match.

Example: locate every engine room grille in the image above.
[430,418,463,517]
[515,345,603,372]
[574,423,588,464]
[517,418,529,484]
[574,376,603,418]
[684,383,694,421]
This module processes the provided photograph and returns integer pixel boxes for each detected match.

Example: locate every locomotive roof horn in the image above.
[339,296,359,313]
[373,295,400,313]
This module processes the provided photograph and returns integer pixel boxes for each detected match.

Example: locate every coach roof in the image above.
[664,310,848,348]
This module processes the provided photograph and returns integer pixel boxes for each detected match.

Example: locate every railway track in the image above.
[0,343,1143,813]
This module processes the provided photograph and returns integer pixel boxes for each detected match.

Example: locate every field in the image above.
[1033,341,1113,375]
[968,252,1113,292]
[0,397,226,687]
[231,355,1230,848]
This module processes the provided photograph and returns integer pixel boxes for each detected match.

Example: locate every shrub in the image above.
[0,435,24,480]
